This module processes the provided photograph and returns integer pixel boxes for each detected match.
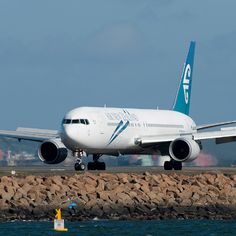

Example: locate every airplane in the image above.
[1,41,236,171]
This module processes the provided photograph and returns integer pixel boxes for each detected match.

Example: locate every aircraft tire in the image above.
[98,162,106,170]
[173,161,182,170]
[74,162,85,171]
[87,162,106,170]
[164,161,172,170]
[74,162,86,171]
[87,162,96,170]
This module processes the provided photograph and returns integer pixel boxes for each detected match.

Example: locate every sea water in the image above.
[0,220,235,236]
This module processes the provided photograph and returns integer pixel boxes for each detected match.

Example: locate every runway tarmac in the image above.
[1,165,236,176]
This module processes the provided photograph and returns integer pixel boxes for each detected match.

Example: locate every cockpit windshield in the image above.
[62,119,89,125]
[63,119,72,124]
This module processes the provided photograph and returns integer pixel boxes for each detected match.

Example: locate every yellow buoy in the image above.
[55,208,62,220]
[54,208,68,232]
[54,228,68,232]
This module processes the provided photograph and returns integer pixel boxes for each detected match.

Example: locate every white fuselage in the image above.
[60,107,197,156]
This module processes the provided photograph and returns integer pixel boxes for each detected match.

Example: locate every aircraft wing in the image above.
[136,127,236,147]
[193,127,236,144]
[196,120,236,130]
[0,127,60,142]
[135,134,181,146]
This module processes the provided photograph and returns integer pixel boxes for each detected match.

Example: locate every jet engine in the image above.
[38,139,68,164]
[169,137,200,162]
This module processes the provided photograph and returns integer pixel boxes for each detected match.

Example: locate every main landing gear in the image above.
[73,150,86,171]
[87,154,106,171]
[164,159,182,170]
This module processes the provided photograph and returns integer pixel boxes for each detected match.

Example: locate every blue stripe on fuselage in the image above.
[108,120,129,145]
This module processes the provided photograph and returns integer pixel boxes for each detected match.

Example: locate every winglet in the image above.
[173,41,196,115]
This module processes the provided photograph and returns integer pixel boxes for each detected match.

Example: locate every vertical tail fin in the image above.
[173,41,196,115]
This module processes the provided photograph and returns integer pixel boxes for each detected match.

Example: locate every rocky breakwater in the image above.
[1,172,236,221]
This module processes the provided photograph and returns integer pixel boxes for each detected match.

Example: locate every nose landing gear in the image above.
[74,161,86,171]
[73,150,86,171]
[87,154,106,171]
[73,151,106,171]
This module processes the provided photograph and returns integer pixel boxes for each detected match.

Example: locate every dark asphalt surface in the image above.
[0,165,236,176]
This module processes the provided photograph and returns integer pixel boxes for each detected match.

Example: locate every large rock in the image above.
[96,179,105,191]
[1,185,15,201]
[127,191,138,199]
[146,191,156,201]
[97,191,110,202]
[111,184,125,194]
[116,192,132,205]
[13,190,23,201]
[25,175,36,185]
[0,199,9,209]
[51,176,63,186]
[140,182,150,193]
[204,174,216,185]
[49,184,61,194]
[18,197,29,207]
[83,174,97,186]
[99,173,118,181]
[104,180,119,191]
[84,184,96,194]
[0,176,12,185]
[116,173,129,181]
[102,203,112,214]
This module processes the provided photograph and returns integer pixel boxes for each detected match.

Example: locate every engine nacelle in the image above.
[38,139,68,164]
[169,137,200,162]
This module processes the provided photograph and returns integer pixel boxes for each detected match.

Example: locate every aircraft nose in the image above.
[62,125,73,137]
[61,125,77,144]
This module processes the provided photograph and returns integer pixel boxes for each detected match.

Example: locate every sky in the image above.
[0,0,236,130]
